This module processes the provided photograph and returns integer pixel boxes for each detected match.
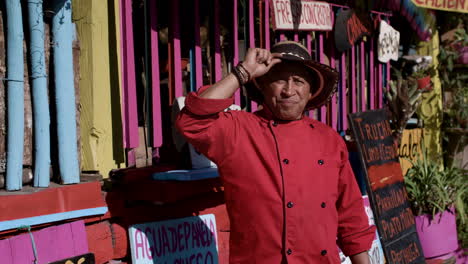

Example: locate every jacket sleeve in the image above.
[335,140,376,256]
[175,89,238,165]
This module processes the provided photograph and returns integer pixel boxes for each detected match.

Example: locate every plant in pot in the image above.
[411,66,436,92]
[404,146,467,259]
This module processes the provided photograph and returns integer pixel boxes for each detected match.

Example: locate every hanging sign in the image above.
[270,0,333,31]
[348,109,426,264]
[378,20,400,63]
[334,9,373,52]
[412,0,468,14]
[398,128,423,176]
[129,214,218,264]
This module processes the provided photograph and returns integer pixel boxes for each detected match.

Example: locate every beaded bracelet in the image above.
[232,65,247,85]
[236,63,251,82]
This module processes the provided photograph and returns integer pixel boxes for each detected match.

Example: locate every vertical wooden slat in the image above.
[318,32,326,123]
[330,45,337,130]
[340,52,347,130]
[378,62,383,108]
[121,0,139,149]
[264,0,270,49]
[150,0,162,148]
[259,0,264,48]
[195,0,203,90]
[249,0,257,111]
[171,0,183,98]
[294,33,299,42]
[369,37,375,110]
[351,45,356,113]
[233,0,241,105]
[306,33,313,117]
[360,41,366,111]
[214,0,222,82]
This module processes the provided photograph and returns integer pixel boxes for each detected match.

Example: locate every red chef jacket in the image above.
[176,90,376,264]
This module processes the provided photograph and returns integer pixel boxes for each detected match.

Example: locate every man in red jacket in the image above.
[176,41,375,264]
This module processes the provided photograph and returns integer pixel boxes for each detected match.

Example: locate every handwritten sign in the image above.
[334,9,372,52]
[378,20,400,63]
[270,0,333,31]
[398,129,422,176]
[49,253,95,264]
[348,110,425,264]
[412,0,468,14]
[129,214,218,264]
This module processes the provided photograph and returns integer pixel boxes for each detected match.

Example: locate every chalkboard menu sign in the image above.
[348,109,426,264]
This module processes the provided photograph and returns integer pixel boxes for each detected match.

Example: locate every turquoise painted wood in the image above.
[28,0,51,187]
[52,0,79,184]
[5,0,25,191]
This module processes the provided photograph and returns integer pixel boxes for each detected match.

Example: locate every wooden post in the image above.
[360,41,366,111]
[249,0,257,111]
[233,0,240,105]
[150,0,163,148]
[340,52,347,130]
[370,37,375,110]
[214,0,222,82]
[318,32,326,123]
[5,0,25,190]
[351,45,357,113]
[53,0,80,184]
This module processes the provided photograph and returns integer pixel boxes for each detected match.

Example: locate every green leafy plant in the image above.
[404,144,467,220]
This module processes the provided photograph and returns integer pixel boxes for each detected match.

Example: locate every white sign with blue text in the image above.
[129,214,218,264]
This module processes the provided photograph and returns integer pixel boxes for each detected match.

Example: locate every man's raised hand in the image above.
[241,48,282,80]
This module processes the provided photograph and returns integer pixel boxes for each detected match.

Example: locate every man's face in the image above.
[259,62,313,120]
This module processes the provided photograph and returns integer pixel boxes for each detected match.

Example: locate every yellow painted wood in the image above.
[416,30,443,166]
[399,128,423,176]
[73,0,125,176]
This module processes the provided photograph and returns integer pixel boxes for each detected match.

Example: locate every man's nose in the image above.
[281,80,296,96]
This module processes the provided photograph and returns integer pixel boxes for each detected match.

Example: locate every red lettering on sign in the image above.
[346,13,370,46]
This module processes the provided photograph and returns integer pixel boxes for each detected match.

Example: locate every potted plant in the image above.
[404,146,467,258]
[411,66,436,92]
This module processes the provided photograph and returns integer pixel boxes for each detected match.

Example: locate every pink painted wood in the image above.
[0,221,88,264]
[121,0,139,149]
[171,0,183,98]
[378,62,383,108]
[341,52,348,130]
[330,46,337,130]
[280,33,286,41]
[369,37,375,110]
[306,34,313,118]
[214,0,222,82]
[360,41,366,112]
[195,0,203,90]
[233,0,241,105]
[264,0,270,50]
[318,32,326,123]
[294,33,299,42]
[150,0,163,148]
[249,0,257,111]
[351,45,356,113]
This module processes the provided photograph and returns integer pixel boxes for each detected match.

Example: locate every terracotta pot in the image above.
[415,208,458,258]
[417,76,432,91]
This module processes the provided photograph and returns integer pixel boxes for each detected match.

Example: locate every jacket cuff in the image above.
[184,86,235,116]
[340,225,376,256]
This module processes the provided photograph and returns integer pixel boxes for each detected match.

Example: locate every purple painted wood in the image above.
[351,45,356,113]
[121,0,139,149]
[194,0,203,90]
[150,0,163,148]
[233,0,240,105]
[1,221,89,264]
[330,46,337,130]
[306,34,313,117]
[265,0,270,50]
[378,62,383,108]
[360,41,366,111]
[318,32,326,123]
[249,0,257,112]
[341,52,347,130]
[0,238,13,263]
[171,0,183,98]
[70,220,88,255]
[9,233,34,264]
[214,0,222,82]
[369,37,375,110]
